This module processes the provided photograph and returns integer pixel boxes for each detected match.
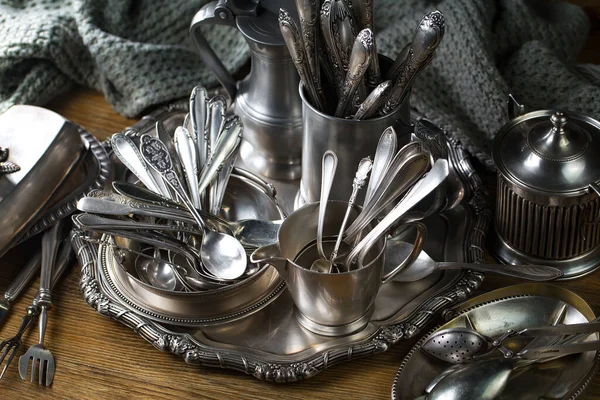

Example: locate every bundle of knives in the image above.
[279,1,445,119]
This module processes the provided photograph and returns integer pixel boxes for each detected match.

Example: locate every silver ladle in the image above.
[310,151,338,273]
[139,134,247,280]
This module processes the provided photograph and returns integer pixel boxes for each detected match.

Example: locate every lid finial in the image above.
[550,112,568,135]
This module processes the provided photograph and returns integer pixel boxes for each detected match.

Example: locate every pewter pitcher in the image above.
[190,0,303,180]
[250,200,425,336]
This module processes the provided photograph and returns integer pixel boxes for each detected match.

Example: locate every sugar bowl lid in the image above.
[493,108,600,194]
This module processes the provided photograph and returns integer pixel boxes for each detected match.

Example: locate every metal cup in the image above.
[251,200,425,336]
[295,56,412,207]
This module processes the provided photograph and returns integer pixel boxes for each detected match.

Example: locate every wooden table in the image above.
[2,4,600,400]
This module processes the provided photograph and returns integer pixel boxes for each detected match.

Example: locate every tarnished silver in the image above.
[386,43,409,81]
[251,200,424,336]
[279,8,326,112]
[111,133,162,195]
[311,150,338,273]
[0,105,87,258]
[353,80,393,120]
[347,159,449,269]
[320,0,358,95]
[191,0,304,180]
[140,134,247,281]
[210,145,238,216]
[155,121,185,198]
[381,10,445,114]
[390,240,563,283]
[82,181,282,249]
[330,157,372,264]
[0,236,72,380]
[0,147,19,175]
[197,118,243,197]
[490,97,600,279]
[18,220,64,386]
[363,127,397,206]
[344,151,430,242]
[392,284,600,400]
[297,55,411,206]
[334,28,373,117]
[352,0,378,88]
[0,251,41,327]
[189,86,208,170]
[173,126,201,208]
[17,129,110,244]
[295,0,325,110]
[76,104,488,381]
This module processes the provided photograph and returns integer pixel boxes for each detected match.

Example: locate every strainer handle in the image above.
[382,222,427,284]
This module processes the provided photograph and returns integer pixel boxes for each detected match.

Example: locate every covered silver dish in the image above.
[490,96,600,279]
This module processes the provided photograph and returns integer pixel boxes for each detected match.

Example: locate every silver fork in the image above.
[0,230,72,381]
[17,220,63,385]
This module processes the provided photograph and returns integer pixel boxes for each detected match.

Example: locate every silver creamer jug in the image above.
[190,0,302,180]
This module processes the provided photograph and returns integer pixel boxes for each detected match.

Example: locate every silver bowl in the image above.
[99,168,287,326]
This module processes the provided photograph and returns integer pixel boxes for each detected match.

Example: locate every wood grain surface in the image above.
[1,1,600,399]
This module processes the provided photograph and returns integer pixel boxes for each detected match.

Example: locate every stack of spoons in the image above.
[73,86,269,292]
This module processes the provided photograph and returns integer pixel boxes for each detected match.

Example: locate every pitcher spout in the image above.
[250,243,288,275]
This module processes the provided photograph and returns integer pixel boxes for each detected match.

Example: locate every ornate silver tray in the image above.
[74,108,489,381]
[392,284,600,400]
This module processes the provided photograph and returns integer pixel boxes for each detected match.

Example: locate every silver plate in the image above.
[74,107,489,382]
[392,283,600,400]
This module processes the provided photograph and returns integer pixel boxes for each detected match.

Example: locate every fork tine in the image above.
[45,358,55,386]
[30,357,36,382]
[0,342,10,364]
[0,346,17,379]
[39,359,45,385]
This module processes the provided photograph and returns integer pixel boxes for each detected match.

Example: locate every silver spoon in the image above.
[363,127,397,206]
[189,86,208,172]
[136,256,188,292]
[139,134,247,280]
[344,150,430,243]
[174,126,201,209]
[76,194,281,248]
[387,239,563,283]
[111,133,164,195]
[334,28,373,118]
[330,157,372,267]
[197,117,243,199]
[346,159,449,270]
[429,339,600,400]
[311,151,338,273]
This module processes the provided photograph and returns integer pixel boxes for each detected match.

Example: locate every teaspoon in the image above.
[139,134,247,280]
[311,151,338,273]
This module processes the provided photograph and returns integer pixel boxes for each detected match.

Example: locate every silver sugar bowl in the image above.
[490,96,600,279]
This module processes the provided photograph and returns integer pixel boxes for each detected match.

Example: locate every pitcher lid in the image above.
[237,0,298,45]
[492,109,600,194]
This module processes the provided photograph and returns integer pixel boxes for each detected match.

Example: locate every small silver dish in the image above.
[393,283,600,400]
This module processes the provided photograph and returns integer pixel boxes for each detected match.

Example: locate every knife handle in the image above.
[3,251,41,304]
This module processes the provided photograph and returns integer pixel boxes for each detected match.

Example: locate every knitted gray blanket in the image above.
[1,0,598,166]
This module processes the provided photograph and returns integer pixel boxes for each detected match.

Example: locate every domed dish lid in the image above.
[492,109,600,194]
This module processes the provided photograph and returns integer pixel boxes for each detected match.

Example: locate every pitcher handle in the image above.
[382,222,427,284]
[190,0,259,100]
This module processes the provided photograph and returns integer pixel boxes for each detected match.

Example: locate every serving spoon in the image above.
[387,239,563,283]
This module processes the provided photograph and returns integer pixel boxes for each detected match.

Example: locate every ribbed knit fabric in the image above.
[1,0,599,166]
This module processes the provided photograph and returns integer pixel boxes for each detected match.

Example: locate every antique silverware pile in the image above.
[419,318,600,400]
[73,86,278,292]
[279,2,445,118]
